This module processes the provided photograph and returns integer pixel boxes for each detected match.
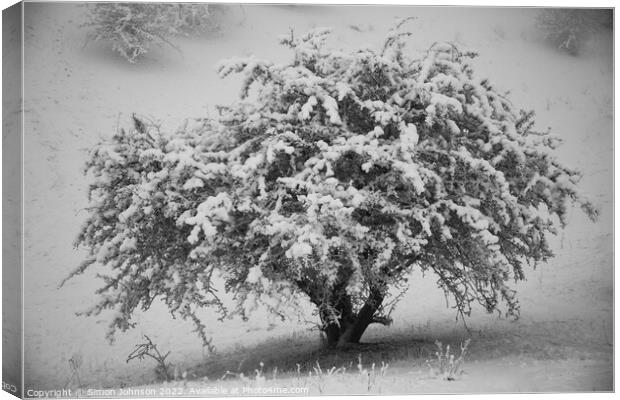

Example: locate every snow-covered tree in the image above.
[68,24,597,348]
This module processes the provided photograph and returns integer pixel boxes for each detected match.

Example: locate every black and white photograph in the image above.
[2,1,615,397]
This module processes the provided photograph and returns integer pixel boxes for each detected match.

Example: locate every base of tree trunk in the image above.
[324,319,371,348]
[321,288,387,347]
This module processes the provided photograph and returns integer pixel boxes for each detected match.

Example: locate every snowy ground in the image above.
[20,3,612,394]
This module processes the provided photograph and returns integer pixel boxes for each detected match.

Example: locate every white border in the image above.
[0,1,615,400]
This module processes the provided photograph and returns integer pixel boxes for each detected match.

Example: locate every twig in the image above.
[127,335,173,381]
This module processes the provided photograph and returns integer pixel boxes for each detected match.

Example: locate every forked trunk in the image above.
[322,288,385,347]
[324,314,373,347]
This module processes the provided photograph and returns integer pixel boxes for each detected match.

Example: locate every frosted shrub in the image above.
[536,8,612,55]
[84,3,223,63]
[169,4,226,35]
[69,23,597,349]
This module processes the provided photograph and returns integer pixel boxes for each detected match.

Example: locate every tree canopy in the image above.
[68,24,596,347]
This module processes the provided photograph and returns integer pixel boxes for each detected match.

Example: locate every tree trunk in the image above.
[296,274,388,348]
[321,288,385,348]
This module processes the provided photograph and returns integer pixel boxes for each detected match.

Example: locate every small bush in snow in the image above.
[126,335,174,381]
[168,4,227,36]
[536,8,612,55]
[69,23,597,349]
[84,3,224,63]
